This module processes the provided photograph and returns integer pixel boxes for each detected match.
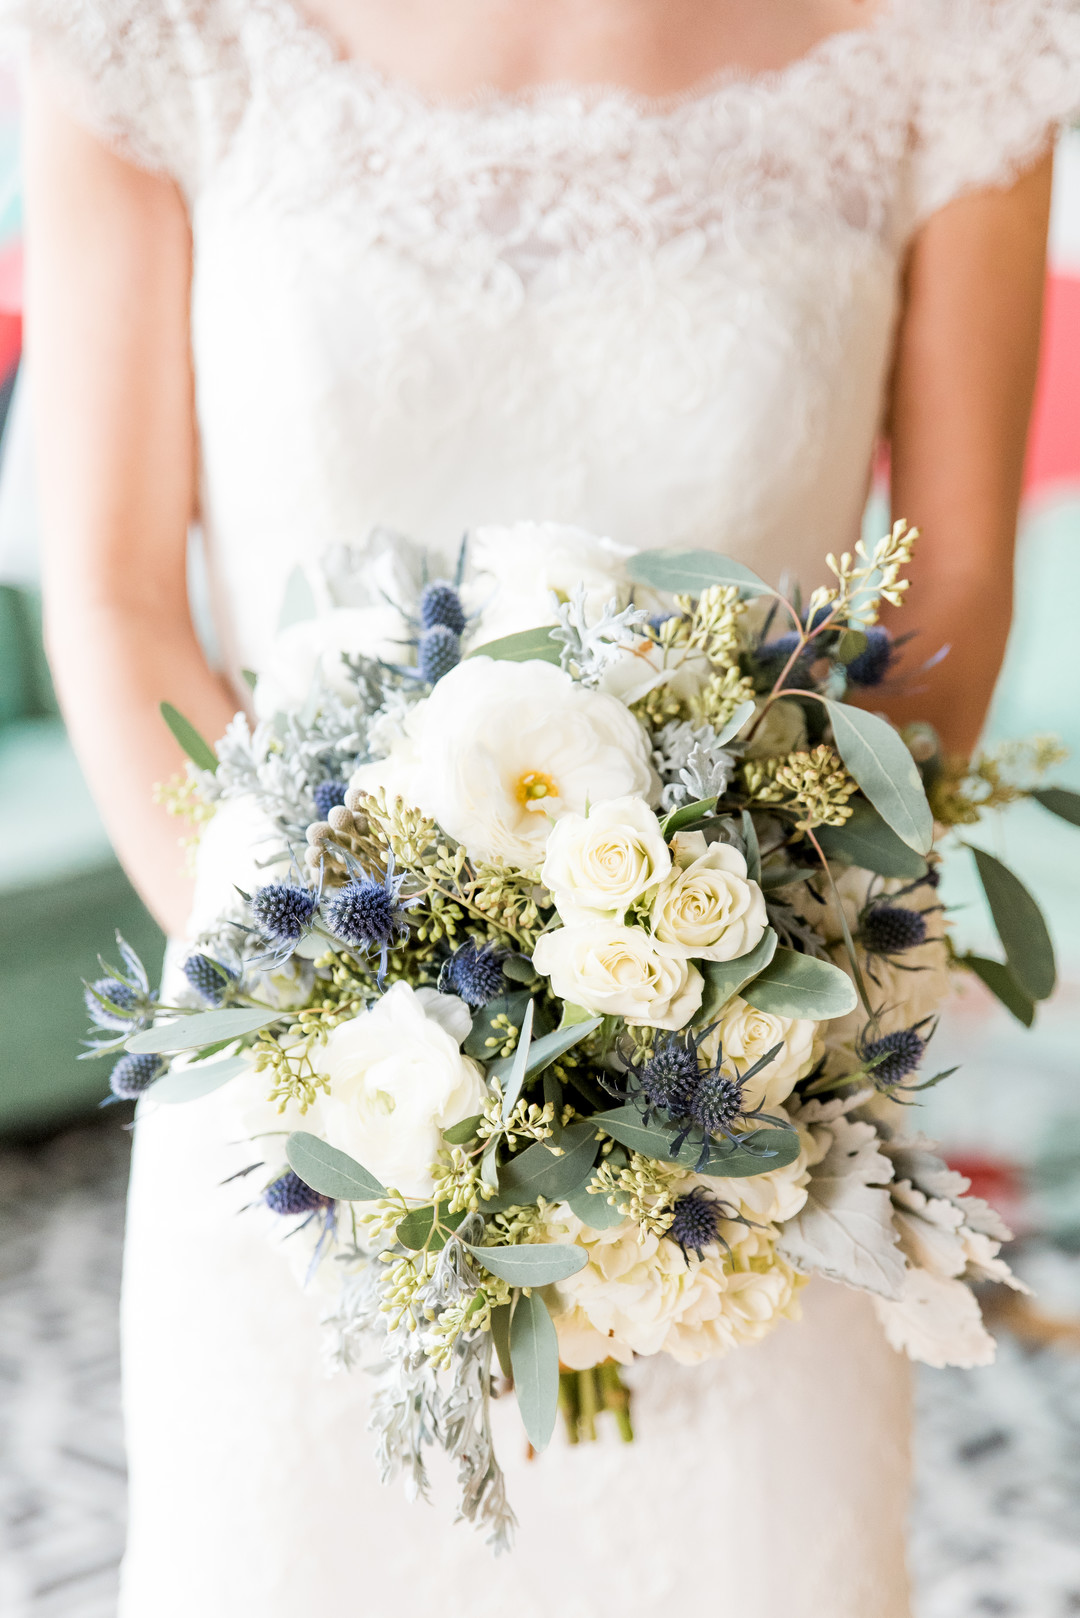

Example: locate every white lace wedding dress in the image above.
[9,0,1080,1612]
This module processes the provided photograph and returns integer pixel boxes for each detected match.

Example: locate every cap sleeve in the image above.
[0,0,247,196]
[908,0,1080,226]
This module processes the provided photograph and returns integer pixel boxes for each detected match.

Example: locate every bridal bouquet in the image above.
[83,521,1080,1545]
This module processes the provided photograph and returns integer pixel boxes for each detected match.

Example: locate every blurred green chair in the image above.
[0,583,164,1135]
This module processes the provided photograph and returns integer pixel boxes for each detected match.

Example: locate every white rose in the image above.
[541,796,671,923]
[253,605,407,719]
[468,521,633,644]
[650,833,768,962]
[533,921,702,1030]
[700,996,821,1110]
[352,657,658,867]
[312,982,486,1197]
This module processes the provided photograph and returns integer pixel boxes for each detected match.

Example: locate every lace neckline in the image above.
[256,0,904,125]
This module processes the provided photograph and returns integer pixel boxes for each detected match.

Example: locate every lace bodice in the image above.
[7,0,1080,689]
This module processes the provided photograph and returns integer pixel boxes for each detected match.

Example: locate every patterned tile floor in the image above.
[3,1116,1080,1618]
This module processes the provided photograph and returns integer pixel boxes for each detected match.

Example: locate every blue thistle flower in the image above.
[419,580,467,635]
[264,1169,331,1216]
[109,1052,165,1099]
[440,941,505,1008]
[859,1024,928,1089]
[324,860,413,981]
[251,882,319,945]
[313,779,348,821]
[181,953,238,1005]
[84,976,140,1029]
[860,904,928,957]
[418,625,461,684]
[688,1069,745,1135]
[845,626,896,688]
[668,1188,722,1258]
[758,632,814,688]
[639,1037,701,1118]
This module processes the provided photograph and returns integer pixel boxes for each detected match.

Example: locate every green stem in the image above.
[577,1367,598,1443]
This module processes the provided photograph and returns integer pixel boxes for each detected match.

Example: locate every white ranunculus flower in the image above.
[596,635,711,709]
[352,657,658,867]
[533,921,703,1030]
[541,796,671,923]
[253,605,408,719]
[541,1206,804,1368]
[700,996,821,1111]
[312,982,486,1198]
[650,832,768,962]
[468,521,634,645]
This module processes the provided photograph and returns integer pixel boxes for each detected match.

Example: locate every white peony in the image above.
[542,1205,804,1368]
[541,796,671,923]
[533,921,703,1030]
[468,521,633,644]
[650,832,768,962]
[253,605,408,719]
[352,657,658,867]
[700,996,821,1110]
[312,982,487,1198]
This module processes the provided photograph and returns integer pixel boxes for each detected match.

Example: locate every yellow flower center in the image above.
[516,769,559,807]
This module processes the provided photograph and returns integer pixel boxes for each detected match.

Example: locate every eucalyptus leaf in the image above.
[466,626,562,665]
[485,1121,599,1211]
[741,947,858,1020]
[970,847,1056,1002]
[714,698,758,746]
[566,1187,627,1229]
[276,563,318,629]
[815,799,929,880]
[960,954,1035,1028]
[626,549,772,598]
[285,1132,386,1201]
[488,1016,602,1086]
[834,628,869,664]
[442,1113,483,1146]
[127,1006,280,1055]
[480,1136,501,1192]
[557,1001,595,1030]
[501,955,538,984]
[662,796,718,836]
[1031,787,1080,829]
[697,929,778,1022]
[740,810,762,885]
[489,1303,513,1380]
[823,700,933,855]
[159,702,218,775]
[595,1105,800,1177]
[396,1203,467,1251]
[147,1056,248,1104]
[464,991,536,1060]
[500,1000,535,1123]
[467,1242,588,1286]
[508,1290,561,1452]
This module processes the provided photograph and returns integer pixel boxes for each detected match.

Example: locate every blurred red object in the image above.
[1025,270,1080,494]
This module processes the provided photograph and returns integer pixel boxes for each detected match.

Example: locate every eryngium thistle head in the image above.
[109,1052,165,1099]
[689,1069,744,1134]
[418,624,461,684]
[313,779,348,820]
[264,1169,331,1216]
[640,1038,701,1118]
[325,876,401,949]
[84,977,139,1029]
[181,953,237,1005]
[860,903,928,956]
[250,882,319,943]
[845,626,895,687]
[440,941,505,1008]
[860,1025,926,1088]
[419,580,467,635]
[668,1188,721,1257]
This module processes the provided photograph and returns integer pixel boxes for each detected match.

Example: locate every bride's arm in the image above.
[884,151,1054,758]
[24,72,237,936]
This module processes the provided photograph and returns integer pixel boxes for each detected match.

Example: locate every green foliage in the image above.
[626,548,771,597]
[285,1131,386,1201]
[466,626,562,664]
[485,1121,600,1211]
[823,699,933,855]
[698,929,778,1022]
[595,1105,801,1177]
[148,1055,249,1103]
[960,954,1035,1027]
[508,1290,561,1452]
[970,847,1056,1002]
[815,799,929,879]
[566,1186,626,1229]
[487,1014,603,1088]
[443,1114,483,1145]
[396,1203,468,1251]
[467,1242,588,1286]
[127,1006,280,1054]
[661,796,718,836]
[741,947,858,1020]
[159,701,219,774]
[1031,786,1080,829]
